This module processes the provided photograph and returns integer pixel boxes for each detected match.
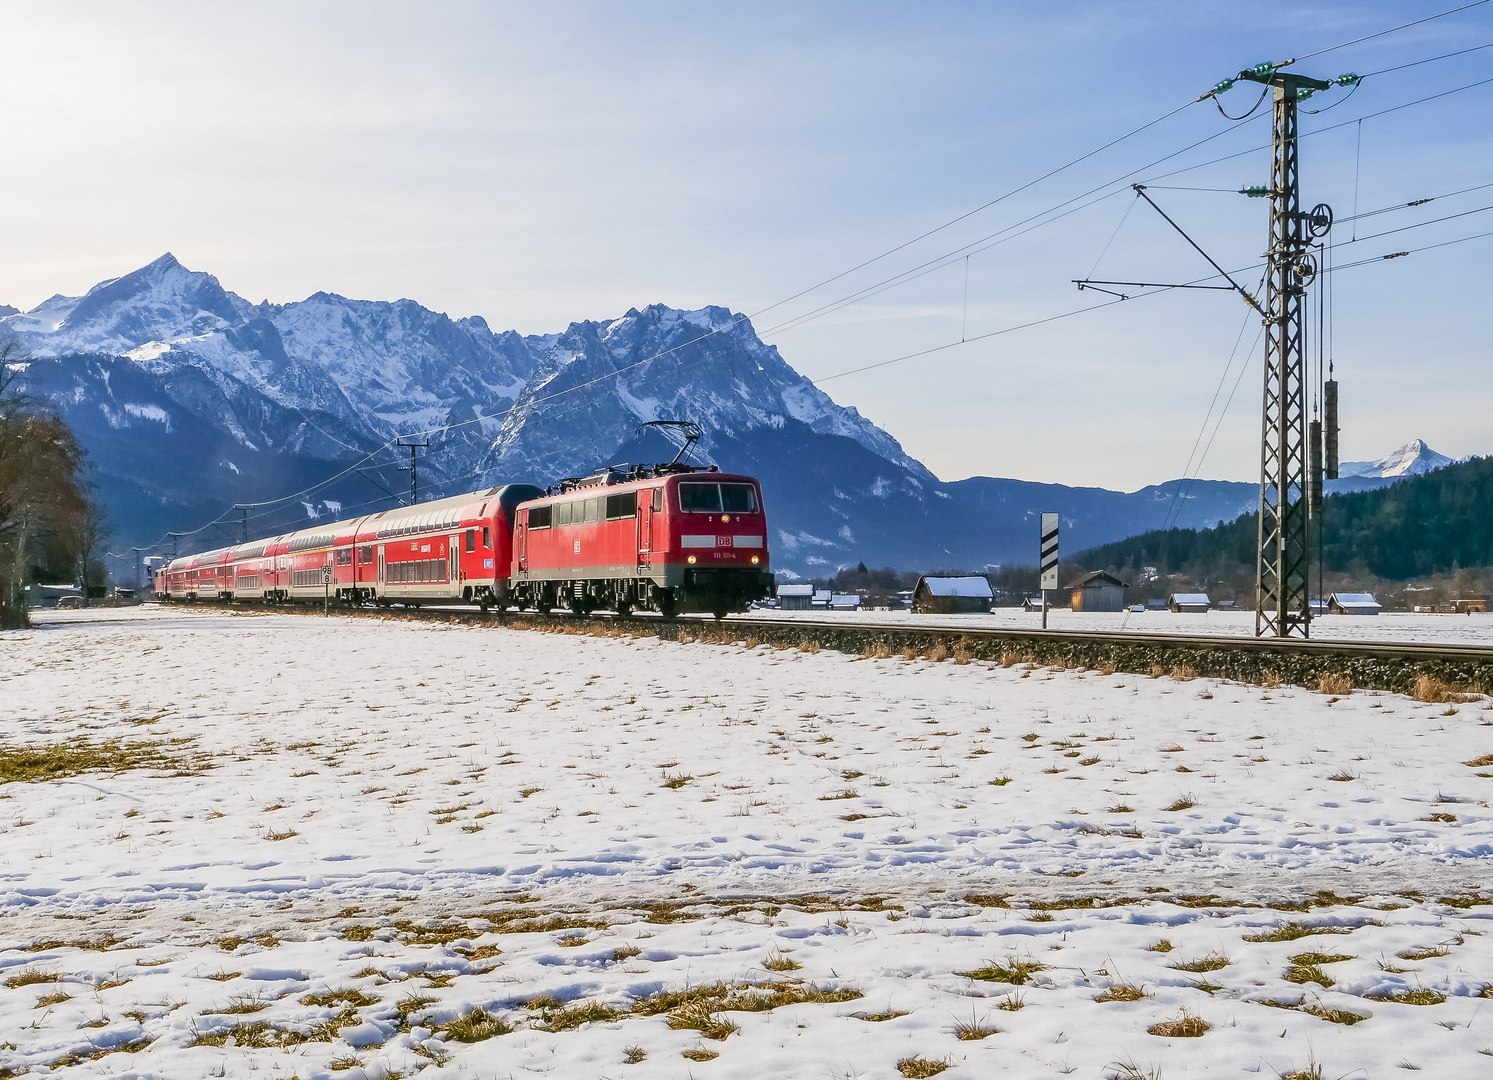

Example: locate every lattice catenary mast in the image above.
[1074,60,1355,635]
[1231,62,1347,636]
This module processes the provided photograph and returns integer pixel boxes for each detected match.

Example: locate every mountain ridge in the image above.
[0,254,1458,575]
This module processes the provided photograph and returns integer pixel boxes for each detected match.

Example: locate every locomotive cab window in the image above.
[679,483,722,513]
[680,482,758,514]
[465,529,475,553]
[528,505,552,529]
[482,526,490,548]
[721,484,758,513]
[652,488,663,512]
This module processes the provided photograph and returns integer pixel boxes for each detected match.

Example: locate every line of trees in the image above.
[1073,456,1493,604]
[1,340,106,629]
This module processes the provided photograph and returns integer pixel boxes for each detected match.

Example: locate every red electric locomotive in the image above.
[154,459,773,618]
[510,463,772,618]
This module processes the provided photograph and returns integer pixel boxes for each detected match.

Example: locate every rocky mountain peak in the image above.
[3,252,252,359]
[1340,439,1455,478]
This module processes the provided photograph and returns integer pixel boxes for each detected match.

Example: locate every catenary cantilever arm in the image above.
[1131,184,1266,316]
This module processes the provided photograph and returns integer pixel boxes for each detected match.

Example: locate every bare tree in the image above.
[67,495,108,606]
[1,338,93,628]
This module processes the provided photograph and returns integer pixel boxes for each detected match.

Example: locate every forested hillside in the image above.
[1077,456,1493,583]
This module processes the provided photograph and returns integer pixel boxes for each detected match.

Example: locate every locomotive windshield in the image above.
[679,482,758,514]
[721,484,758,513]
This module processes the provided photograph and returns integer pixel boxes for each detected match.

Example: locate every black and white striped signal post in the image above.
[1040,513,1059,630]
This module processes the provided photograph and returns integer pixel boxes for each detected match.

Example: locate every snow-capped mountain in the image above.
[2,255,920,487]
[1339,439,1457,479]
[480,303,934,487]
[2,255,1274,573]
[7,254,542,453]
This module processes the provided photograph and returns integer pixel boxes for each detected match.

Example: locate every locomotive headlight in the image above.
[751,555,759,564]
[721,514,730,523]
[687,555,697,564]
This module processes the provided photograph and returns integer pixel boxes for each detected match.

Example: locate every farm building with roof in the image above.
[1169,593,1211,613]
[1329,592,1381,615]
[1064,570,1129,612]
[776,583,813,610]
[912,576,992,614]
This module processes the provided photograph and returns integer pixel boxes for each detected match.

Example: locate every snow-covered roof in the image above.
[917,576,993,598]
[1170,593,1211,605]
[829,594,862,608]
[777,584,813,596]
[1331,593,1378,604]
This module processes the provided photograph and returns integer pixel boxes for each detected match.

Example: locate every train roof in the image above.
[165,484,544,572]
[524,466,759,504]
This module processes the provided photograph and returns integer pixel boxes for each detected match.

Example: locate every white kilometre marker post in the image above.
[1040,513,1059,631]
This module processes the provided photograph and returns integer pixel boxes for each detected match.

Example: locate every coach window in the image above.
[465,529,475,553]
[360,545,373,564]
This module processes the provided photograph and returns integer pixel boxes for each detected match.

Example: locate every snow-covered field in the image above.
[748,607,1493,647]
[2,606,1492,1079]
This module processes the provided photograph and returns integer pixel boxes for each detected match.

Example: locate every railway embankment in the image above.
[207,600,1493,696]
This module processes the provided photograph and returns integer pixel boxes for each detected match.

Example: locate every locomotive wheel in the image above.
[536,601,552,615]
[713,607,728,621]
[658,592,678,620]
[615,600,632,617]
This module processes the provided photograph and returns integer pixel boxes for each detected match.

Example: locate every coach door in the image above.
[377,545,386,590]
[449,534,460,597]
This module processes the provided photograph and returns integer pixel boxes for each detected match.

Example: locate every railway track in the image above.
[193,599,1493,695]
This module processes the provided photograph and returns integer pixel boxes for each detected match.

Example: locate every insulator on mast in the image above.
[1324,379,1339,479]
[1309,419,1324,516]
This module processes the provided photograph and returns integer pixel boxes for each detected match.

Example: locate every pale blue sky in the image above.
[2,1,1489,487]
